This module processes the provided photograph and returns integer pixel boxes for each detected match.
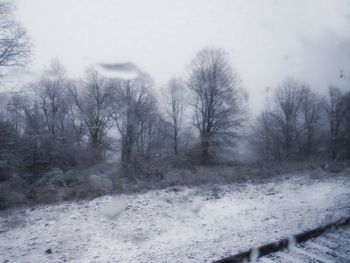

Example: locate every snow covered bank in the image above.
[1,171,350,262]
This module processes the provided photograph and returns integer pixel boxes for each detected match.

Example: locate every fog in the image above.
[14,0,350,115]
[1,1,350,262]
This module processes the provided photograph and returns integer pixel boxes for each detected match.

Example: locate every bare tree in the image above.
[271,77,303,159]
[33,60,68,135]
[6,93,26,135]
[324,86,343,160]
[162,78,186,155]
[70,70,112,151]
[23,100,45,135]
[135,105,163,157]
[252,109,283,161]
[338,91,350,158]
[298,85,322,158]
[110,75,156,167]
[188,48,246,163]
[66,90,85,148]
[0,2,31,78]
[252,78,323,161]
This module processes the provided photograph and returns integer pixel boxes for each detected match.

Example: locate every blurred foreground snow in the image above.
[100,196,129,219]
[0,171,350,262]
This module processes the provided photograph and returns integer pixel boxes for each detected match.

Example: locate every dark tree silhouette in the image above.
[188,48,246,164]
[0,3,31,78]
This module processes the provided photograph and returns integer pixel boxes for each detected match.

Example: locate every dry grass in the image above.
[1,159,349,210]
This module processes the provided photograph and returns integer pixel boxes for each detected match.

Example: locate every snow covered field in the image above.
[1,170,350,263]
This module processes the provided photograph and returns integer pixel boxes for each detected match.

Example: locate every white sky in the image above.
[13,0,350,115]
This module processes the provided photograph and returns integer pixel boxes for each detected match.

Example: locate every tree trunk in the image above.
[174,129,178,155]
[331,137,337,160]
[121,138,132,166]
[200,134,210,164]
[91,131,99,148]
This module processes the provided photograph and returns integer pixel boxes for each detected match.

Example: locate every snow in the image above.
[100,196,129,220]
[0,172,350,262]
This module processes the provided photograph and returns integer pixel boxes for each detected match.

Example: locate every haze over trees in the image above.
[188,49,247,164]
[1,48,349,185]
[252,79,350,161]
[0,2,349,209]
[162,78,186,156]
[70,69,113,155]
[110,75,158,169]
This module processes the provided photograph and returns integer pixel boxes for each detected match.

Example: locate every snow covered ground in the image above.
[1,170,350,263]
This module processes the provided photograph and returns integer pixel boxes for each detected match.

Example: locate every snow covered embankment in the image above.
[0,171,350,262]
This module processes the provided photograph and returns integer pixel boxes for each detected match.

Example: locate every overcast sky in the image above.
[13,0,350,115]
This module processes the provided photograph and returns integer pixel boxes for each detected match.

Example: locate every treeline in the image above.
[0,49,248,181]
[1,50,350,184]
[252,78,350,161]
[1,2,350,208]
